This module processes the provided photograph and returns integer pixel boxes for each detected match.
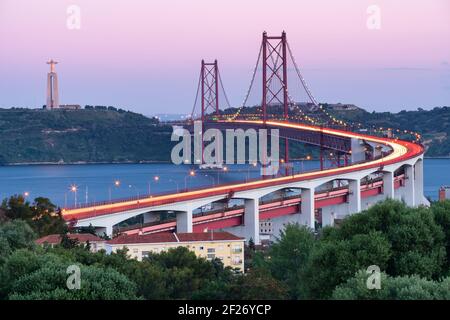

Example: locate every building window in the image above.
[207,248,215,253]
[207,254,215,260]
[232,246,242,253]
[142,251,150,258]
[133,248,139,254]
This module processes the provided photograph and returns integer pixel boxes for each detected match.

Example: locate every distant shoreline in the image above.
[1,157,449,166]
[0,160,172,166]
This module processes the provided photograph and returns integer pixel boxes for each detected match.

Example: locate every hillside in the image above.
[326,105,450,157]
[0,105,449,165]
[0,108,174,164]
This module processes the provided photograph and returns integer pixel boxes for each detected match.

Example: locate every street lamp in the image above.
[247,162,258,181]
[109,180,121,201]
[185,170,195,189]
[70,185,78,207]
[218,166,228,184]
[23,191,30,198]
[148,175,160,195]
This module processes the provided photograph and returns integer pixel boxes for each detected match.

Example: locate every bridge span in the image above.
[62,119,426,244]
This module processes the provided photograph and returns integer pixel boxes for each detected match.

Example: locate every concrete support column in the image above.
[348,179,361,214]
[405,165,416,207]
[383,171,395,199]
[105,225,113,237]
[322,208,335,227]
[414,160,424,206]
[243,198,259,245]
[300,188,315,229]
[351,138,366,163]
[176,209,193,233]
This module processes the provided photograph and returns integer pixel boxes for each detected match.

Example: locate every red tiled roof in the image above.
[107,231,244,245]
[35,233,104,245]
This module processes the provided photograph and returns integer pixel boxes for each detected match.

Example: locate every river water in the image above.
[0,159,448,207]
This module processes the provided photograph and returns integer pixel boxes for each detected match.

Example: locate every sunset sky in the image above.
[0,0,449,114]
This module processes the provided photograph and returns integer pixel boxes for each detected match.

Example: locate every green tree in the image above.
[1,195,65,237]
[8,262,138,300]
[431,200,450,269]
[31,197,66,236]
[1,195,33,221]
[332,270,450,300]
[322,200,446,279]
[0,220,36,251]
[230,269,289,300]
[303,231,391,299]
[266,223,316,298]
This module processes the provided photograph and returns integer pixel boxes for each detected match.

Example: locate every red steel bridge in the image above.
[62,32,426,243]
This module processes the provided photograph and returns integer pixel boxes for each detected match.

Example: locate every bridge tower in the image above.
[201,59,220,121]
[199,60,220,165]
[261,31,290,168]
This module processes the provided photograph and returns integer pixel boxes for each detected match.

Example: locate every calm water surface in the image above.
[0,159,448,206]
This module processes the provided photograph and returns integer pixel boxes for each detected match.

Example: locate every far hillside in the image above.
[327,105,450,157]
[0,105,449,165]
[0,108,174,164]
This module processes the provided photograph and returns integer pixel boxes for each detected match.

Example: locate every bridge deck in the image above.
[61,120,423,221]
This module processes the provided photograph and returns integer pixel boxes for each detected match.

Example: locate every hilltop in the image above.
[0,108,174,164]
[326,105,450,157]
[0,105,449,165]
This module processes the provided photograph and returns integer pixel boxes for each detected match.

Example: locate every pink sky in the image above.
[0,0,449,113]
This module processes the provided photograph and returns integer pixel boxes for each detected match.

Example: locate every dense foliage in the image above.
[1,198,450,300]
[254,199,450,299]
[1,195,66,237]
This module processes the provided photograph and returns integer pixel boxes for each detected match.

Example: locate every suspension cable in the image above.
[230,43,263,120]
[287,41,319,106]
[190,70,202,120]
[218,68,232,109]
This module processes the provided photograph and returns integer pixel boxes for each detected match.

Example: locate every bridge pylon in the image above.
[201,59,220,121]
[262,31,290,171]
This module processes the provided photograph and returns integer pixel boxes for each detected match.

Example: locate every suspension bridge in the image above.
[61,32,427,243]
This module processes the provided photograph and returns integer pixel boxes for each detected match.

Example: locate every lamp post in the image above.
[185,170,195,189]
[128,185,140,198]
[70,185,78,207]
[218,166,228,184]
[109,180,120,201]
[148,175,160,196]
[247,162,257,181]
[168,179,180,192]
[204,174,216,186]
